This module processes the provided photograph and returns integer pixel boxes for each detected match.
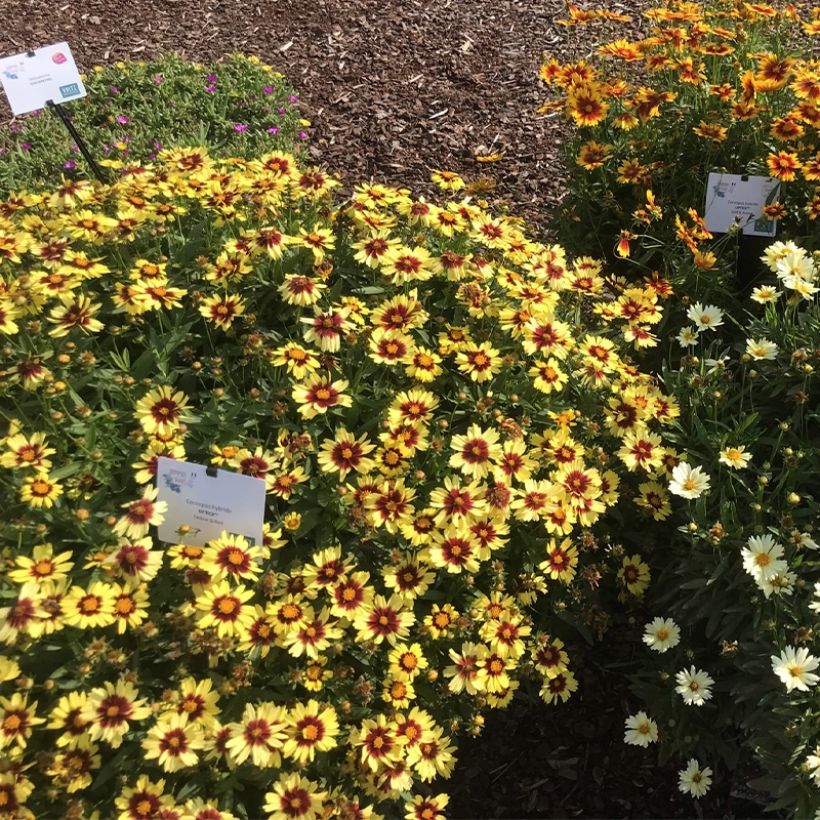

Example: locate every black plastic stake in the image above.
[46,99,107,184]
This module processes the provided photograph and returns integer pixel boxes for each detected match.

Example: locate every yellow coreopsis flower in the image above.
[19,472,63,508]
[283,700,339,764]
[84,679,151,748]
[143,713,204,772]
[0,693,44,752]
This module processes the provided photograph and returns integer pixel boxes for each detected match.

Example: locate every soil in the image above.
[0,0,644,226]
[0,2,764,818]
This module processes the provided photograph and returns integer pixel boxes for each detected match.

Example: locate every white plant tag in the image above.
[156,457,266,547]
[0,42,86,115]
[704,172,780,237]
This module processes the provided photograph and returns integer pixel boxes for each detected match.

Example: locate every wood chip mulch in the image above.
[0,0,644,226]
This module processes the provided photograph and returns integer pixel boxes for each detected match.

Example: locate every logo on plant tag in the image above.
[59,82,80,98]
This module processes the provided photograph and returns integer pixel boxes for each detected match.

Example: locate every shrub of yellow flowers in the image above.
[0,147,675,818]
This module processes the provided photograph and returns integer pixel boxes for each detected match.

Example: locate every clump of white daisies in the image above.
[623,617,717,799]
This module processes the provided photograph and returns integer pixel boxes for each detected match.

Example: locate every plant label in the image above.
[0,42,86,116]
[156,457,266,547]
[704,172,780,237]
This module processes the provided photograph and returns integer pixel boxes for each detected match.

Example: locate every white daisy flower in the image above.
[718,445,751,469]
[643,617,681,653]
[676,326,699,347]
[669,462,711,499]
[771,645,820,693]
[761,240,797,271]
[783,275,819,300]
[686,302,724,332]
[741,534,786,583]
[624,711,658,747]
[750,285,781,304]
[805,746,820,784]
[745,338,778,360]
[809,582,820,614]
[675,666,714,706]
[775,251,815,282]
[757,570,795,599]
[678,758,713,798]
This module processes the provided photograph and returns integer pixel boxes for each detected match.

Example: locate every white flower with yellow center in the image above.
[686,302,723,333]
[668,462,711,500]
[678,759,713,798]
[771,645,820,692]
[718,445,751,469]
[745,338,778,360]
[623,711,658,747]
[676,326,699,347]
[642,617,680,653]
[675,666,714,706]
[741,534,786,583]
[750,285,781,304]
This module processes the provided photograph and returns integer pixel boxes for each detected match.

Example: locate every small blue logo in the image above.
[59,82,80,98]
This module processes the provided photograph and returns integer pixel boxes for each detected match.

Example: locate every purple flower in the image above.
[20,142,31,151]
[277,107,286,115]
[289,95,299,103]
[234,123,248,133]
[64,160,76,170]
[71,144,80,153]
[116,115,129,125]
[205,84,217,94]
[299,130,308,140]
[110,85,120,94]
[263,85,275,95]
[266,126,280,135]
[152,75,164,85]
[154,141,163,150]
[206,74,218,83]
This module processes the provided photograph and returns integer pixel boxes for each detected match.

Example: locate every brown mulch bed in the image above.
[0,0,644,226]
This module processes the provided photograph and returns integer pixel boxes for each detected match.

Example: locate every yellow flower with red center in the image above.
[405,793,449,820]
[270,342,321,380]
[369,328,415,366]
[20,472,63,508]
[134,385,191,435]
[115,775,173,820]
[388,643,429,681]
[278,273,326,307]
[424,603,459,639]
[380,245,434,285]
[617,430,665,472]
[110,583,149,634]
[195,581,256,638]
[539,538,579,583]
[540,669,579,704]
[449,424,502,480]
[199,292,246,328]
[301,306,350,352]
[365,479,417,533]
[173,678,221,728]
[444,642,484,695]
[329,571,373,619]
[292,376,352,419]
[83,679,151,749]
[225,702,288,768]
[455,341,503,382]
[566,84,610,126]
[1,432,55,471]
[354,594,415,646]
[263,772,326,820]
[63,582,117,629]
[618,553,651,596]
[143,712,204,772]
[282,607,343,659]
[113,487,168,539]
[283,700,338,764]
[0,693,44,752]
[9,543,73,586]
[350,714,406,772]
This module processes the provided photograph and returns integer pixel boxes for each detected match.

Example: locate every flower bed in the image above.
[0,54,303,195]
[0,147,674,817]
